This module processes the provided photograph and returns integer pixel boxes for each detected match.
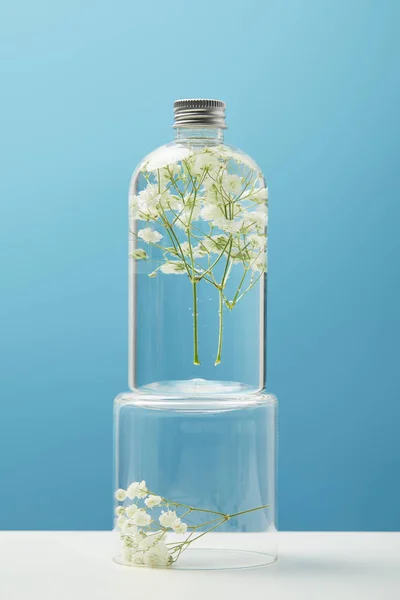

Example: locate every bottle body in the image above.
[129,131,268,393]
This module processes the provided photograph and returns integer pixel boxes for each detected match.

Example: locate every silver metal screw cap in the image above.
[173,99,227,129]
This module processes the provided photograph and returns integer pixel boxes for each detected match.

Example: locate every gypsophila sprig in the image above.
[115,481,270,569]
[129,145,268,365]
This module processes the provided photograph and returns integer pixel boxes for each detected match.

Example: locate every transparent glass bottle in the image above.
[114,100,277,570]
[128,100,268,393]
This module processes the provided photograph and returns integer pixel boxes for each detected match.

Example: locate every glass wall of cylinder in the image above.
[113,393,277,570]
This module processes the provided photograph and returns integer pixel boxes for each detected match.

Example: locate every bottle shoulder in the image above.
[130,140,266,187]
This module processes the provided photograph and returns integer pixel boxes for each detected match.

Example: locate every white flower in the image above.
[172,518,188,534]
[200,202,225,222]
[243,206,268,232]
[179,241,191,256]
[226,148,260,172]
[213,217,244,234]
[249,186,268,202]
[131,248,148,260]
[159,510,177,528]
[247,233,267,250]
[202,181,223,203]
[201,235,228,255]
[115,505,125,517]
[127,480,147,500]
[115,488,127,502]
[251,251,268,273]
[138,532,163,550]
[222,173,243,196]
[178,242,204,259]
[132,552,145,565]
[142,147,191,172]
[162,194,182,212]
[158,162,183,186]
[133,184,162,220]
[125,504,139,518]
[188,150,221,177]
[123,548,133,563]
[193,243,209,257]
[138,227,163,244]
[132,509,152,527]
[137,481,148,498]
[143,541,172,568]
[116,515,126,529]
[160,261,187,275]
[122,519,138,535]
[145,495,162,508]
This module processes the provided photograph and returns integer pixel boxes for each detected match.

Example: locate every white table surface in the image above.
[1,532,399,599]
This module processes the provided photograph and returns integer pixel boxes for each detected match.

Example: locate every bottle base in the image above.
[138,378,260,396]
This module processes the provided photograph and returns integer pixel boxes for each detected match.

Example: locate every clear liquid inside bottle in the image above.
[129,127,268,394]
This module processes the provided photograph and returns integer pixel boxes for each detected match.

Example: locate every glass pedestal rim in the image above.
[113,547,278,571]
[115,388,278,411]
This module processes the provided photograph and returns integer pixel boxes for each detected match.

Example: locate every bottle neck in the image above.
[174,127,224,144]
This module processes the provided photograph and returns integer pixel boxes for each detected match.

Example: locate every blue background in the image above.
[0,0,399,530]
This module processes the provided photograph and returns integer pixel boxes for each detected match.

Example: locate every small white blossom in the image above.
[127,480,147,500]
[132,509,152,527]
[163,194,182,212]
[133,184,162,220]
[243,206,268,232]
[200,235,228,255]
[138,227,163,244]
[178,242,204,259]
[251,251,268,273]
[213,217,244,234]
[122,520,138,535]
[251,186,268,202]
[145,495,162,508]
[222,173,243,195]
[188,150,221,177]
[193,243,209,257]
[125,504,139,518]
[142,147,191,172]
[200,202,225,222]
[172,518,188,534]
[132,551,145,565]
[115,506,125,517]
[137,480,148,497]
[116,515,126,529]
[223,148,260,172]
[160,261,187,275]
[247,233,267,249]
[138,532,163,550]
[123,548,133,563]
[115,488,127,502]
[143,541,172,568]
[159,510,177,528]
[179,241,191,256]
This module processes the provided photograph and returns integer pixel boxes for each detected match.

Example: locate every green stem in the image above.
[228,504,270,519]
[215,238,233,365]
[215,288,223,366]
[192,280,200,365]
